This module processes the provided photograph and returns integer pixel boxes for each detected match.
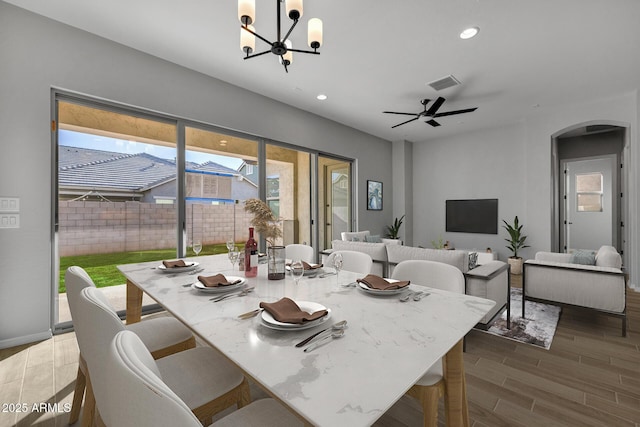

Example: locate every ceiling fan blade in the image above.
[433,107,477,117]
[425,97,446,116]
[392,116,419,128]
[383,111,419,116]
[425,119,441,127]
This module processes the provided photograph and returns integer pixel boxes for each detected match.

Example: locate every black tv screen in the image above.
[446,199,498,234]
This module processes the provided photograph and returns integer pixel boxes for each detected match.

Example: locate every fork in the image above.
[210,287,254,302]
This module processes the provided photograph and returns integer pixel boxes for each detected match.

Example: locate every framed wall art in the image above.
[367,180,382,210]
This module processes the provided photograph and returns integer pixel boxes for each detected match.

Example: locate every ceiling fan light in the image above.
[286,0,303,20]
[308,18,323,49]
[460,26,479,39]
[238,0,255,25]
[240,25,255,54]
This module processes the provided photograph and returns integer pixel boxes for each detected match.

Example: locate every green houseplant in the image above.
[386,215,405,240]
[502,215,530,274]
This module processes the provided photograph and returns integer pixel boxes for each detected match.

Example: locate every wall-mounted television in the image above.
[446,199,498,234]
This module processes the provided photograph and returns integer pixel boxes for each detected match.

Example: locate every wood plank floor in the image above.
[1,277,639,427]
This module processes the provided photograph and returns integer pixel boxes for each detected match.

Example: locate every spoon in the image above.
[303,329,345,353]
[295,320,348,347]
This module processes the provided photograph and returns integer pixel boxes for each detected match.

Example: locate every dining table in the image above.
[118,254,495,427]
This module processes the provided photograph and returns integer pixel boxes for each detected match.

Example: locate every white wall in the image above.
[0,2,393,348]
[411,92,639,288]
[412,124,526,259]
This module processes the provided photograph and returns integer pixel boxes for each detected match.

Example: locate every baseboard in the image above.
[0,330,52,350]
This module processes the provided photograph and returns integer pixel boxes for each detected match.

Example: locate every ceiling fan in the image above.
[383,97,477,128]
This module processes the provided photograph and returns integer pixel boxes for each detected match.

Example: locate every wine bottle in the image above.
[244,227,258,277]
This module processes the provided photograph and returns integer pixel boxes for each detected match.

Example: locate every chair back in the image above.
[103,330,201,427]
[65,266,97,325]
[392,260,465,294]
[326,250,373,275]
[285,244,315,263]
[74,286,129,417]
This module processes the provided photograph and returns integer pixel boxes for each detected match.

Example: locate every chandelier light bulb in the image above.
[238,0,255,25]
[307,18,323,49]
[286,0,303,20]
[240,25,255,54]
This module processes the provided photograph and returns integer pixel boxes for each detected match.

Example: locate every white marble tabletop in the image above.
[118,254,494,427]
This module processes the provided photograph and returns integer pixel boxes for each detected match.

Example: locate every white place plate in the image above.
[191,276,246,293]
[285,264,324,276]
[157,261,199,273]
[356,279,411,295]
[261,301,331,330]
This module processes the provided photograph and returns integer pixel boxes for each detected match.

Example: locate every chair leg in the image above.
[406,380,444,427]
[80,374,97,427]
[68,363,86,424]
[192,377,252,425]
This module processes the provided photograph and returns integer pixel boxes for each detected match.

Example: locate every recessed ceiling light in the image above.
[460,27,479,40]
[316,94,327,101]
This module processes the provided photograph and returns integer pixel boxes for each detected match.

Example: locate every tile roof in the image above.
[59,146,237,192]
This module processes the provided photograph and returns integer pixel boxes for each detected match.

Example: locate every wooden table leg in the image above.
[443,339,469,427]
[126,279,143,324]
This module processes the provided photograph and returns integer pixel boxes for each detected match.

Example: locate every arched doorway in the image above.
[551,121,629,264]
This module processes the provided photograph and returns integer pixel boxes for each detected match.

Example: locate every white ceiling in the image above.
[7,0,640,143]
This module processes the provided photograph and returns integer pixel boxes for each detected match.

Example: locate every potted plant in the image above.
[386,214,405,240]
[502,215,530,274]
[244,198,283,279]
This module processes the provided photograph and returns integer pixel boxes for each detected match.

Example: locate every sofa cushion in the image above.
[570,249,596,265]
[595,245,622,269]
[341,230,370,242]
[331,240,387,262]
[386,245,469,272]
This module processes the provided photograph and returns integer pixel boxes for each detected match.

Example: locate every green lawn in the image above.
[58,243,241,293]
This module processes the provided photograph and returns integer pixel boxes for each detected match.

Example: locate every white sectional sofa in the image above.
[523,245,627,335]
[323,236,510,328]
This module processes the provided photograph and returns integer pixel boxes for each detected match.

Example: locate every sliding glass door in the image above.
[55,99,177,328]
[319,156,351,250]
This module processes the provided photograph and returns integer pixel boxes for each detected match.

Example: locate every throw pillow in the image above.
[365,234,382,243]
[350,237,360,242]
[570,249,596,265]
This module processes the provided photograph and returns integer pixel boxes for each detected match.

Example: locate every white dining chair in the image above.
[74,286,250,426]
[103,330,302,427]
[65,266,196,426]
[326,250,373,275]
[391,260,465,427]
[285,243,315,263]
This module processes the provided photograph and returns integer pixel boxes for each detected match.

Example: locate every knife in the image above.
[295,320,347,347]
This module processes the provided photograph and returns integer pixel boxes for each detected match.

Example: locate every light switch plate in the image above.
[0,214,20,228]
[0,197,19,213]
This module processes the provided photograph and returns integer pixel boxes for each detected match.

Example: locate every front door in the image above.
[562,155,616,251]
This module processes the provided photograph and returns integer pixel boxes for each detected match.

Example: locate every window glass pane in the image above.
[266,144,311,246]
[576,173,602,193]
[185,126,258,253]
[577,194,603,212]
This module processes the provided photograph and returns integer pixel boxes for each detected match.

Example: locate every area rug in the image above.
[484,288,561,350]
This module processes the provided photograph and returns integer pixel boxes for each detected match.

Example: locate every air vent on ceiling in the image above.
[427,74,461,91]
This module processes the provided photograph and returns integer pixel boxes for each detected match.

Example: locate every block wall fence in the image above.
[58,201,254,256]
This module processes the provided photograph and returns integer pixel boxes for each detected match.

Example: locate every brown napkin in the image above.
[162,259,188,268]
[357,274,410,290]
[287,261,323,270]
[198,274,242,288]
[259,297,328,324]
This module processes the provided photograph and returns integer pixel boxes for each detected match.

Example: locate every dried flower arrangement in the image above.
[244,198,282,246]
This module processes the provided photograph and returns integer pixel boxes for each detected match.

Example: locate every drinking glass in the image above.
[291,260,305,285]
[226,238,235,252]
[228,247,239,270]
[333,252,343,283]
[192,241,202,256]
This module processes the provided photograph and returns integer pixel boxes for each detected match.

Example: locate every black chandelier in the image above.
[238,0,323,73]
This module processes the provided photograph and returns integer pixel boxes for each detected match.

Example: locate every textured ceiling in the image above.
[7,0,640,143]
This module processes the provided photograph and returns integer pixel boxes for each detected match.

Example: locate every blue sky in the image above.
[59,129,243,169]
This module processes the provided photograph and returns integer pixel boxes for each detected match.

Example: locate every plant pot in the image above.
[508,257,523,275]
[267,246,285,280]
